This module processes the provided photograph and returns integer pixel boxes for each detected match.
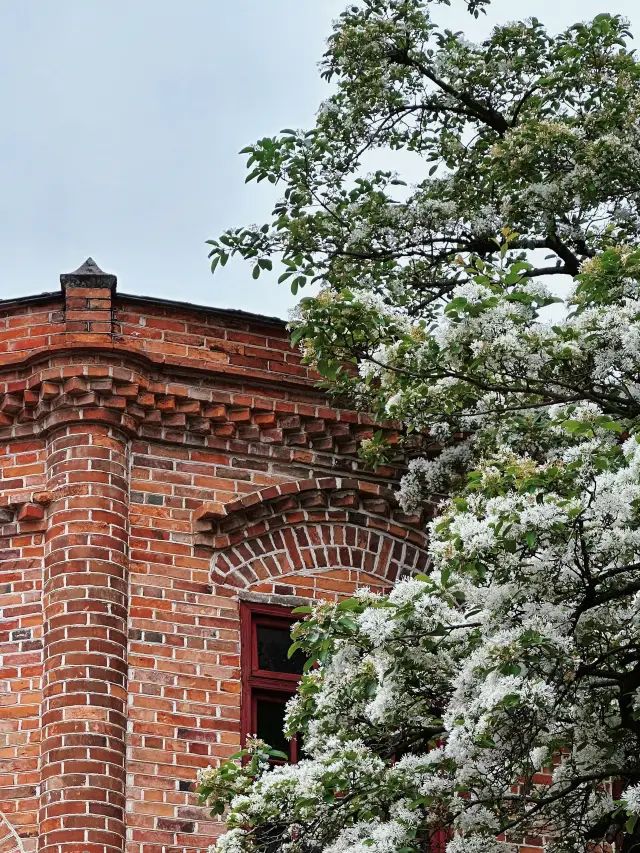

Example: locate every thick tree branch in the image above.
[387,48,511,136]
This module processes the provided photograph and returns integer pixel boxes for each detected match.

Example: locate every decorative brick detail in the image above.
[38,425,129,853]
[0,491,51,527]
[198,478,431,593]
[213,517,428,589]
[196,478,428,539]
[0,360,416,481]
[0,816,23,853]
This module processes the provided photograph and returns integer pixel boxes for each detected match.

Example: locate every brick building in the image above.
[0,260,430,853]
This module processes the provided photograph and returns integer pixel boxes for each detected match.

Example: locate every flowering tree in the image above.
[200,1,640,851]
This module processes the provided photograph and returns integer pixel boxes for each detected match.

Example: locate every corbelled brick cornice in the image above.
[0,358,426,481]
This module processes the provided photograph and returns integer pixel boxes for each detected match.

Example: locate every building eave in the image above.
[0,288,288,328]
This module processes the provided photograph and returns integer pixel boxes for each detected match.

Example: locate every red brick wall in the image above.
[0,271,430,853]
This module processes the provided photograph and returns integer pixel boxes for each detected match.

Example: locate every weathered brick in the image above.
[16,503,45,522]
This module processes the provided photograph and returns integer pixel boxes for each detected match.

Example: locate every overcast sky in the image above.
[0,0,638,318]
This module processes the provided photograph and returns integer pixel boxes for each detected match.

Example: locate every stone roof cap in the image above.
[60,257,117,292]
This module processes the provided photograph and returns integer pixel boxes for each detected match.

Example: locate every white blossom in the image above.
[622,785,640,816]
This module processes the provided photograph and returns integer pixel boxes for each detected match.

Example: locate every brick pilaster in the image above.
[38,425,129,853]
[60,257,117,337]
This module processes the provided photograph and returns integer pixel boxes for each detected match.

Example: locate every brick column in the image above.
[39,424,129,853]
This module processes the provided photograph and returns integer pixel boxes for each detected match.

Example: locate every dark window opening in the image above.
[256,623,306,675]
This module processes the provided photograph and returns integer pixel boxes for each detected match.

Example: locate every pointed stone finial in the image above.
[60,257,117,292]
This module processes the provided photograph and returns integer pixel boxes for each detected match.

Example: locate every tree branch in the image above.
[387,48,511,136]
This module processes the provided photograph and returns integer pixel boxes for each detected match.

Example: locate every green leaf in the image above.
[228,750,247,760]
[290,328,305,347]
[269,749,290,760]
[595,417,624,433]
[287,642,302,659]
[337,598,361,611]
[561,419,587,433]
[498,693,521,708]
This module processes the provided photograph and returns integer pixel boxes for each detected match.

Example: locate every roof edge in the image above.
[0,289,288,327]
[117,292,287,327]
[0,291,62,311]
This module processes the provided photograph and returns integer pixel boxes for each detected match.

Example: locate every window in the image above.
[240,601,306,763]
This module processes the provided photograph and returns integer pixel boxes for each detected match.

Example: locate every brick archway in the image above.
[0,815,23,853]
[195,478,431,593]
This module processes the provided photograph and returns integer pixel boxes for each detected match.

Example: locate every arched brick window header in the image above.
[194,477,432,591]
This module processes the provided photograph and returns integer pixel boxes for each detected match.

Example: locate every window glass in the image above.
[256,623,305,675]
[255,696,290,759]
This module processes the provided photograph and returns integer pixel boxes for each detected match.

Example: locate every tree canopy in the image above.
[200,1,640,851]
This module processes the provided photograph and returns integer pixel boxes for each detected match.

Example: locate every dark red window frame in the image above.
[240,600,304,763]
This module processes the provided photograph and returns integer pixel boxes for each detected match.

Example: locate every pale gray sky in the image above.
[0,0,638,317]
